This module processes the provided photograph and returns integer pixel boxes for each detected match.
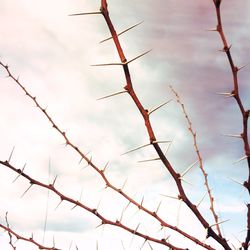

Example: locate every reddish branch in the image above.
[0,62,213,250]
[0,220,59,250]
[0,0,242,249]
[170,86,222,237]
[0,160,186,250]
[100,0,230,249]
[212,0,250,248]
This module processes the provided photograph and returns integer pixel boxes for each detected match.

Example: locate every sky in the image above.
[0,0,250,249]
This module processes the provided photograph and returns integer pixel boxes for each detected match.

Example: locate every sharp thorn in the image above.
[119,208,125,222]
[197,192,208,208]
[121,241,126,250]
[121,178,128,190]
[210,219,229,228]
[152,140,172,144]
[102,161,109,172]
[127,49,152,64]
[79,151,90,164]
[88,156,92,166]
[179,177,193,185]
[99,21,144,44]
[71,204,78,210]
[148,100,172,115]
[155,201,162,214]
[121,143,151,155]
[95,223,103,229]
[20,184,33,198]
[68,11,102,16]
[134,223,140,234]
[234,155,248,164]
[237,63,250,71]
[8,146,15,162]
[125,201,131,210]
[227,177,244,186]
[55,200,63,210]
[82,156,92,170]
[221,133,242,139]
[91,63,123,67]
[180,160,198,177]
[160,194,179,200]
[97,90,127,100]
[52,175,58,186]
[138,157,160,163]
[140,238,147,249]
[79,188,83,202]
[164,141,173,156]
[12,163,26,183]
[96,198,102,211]
[140,196,144,206]
[216,92,235,97]
[147,241,154,250]
[205,28,218,32]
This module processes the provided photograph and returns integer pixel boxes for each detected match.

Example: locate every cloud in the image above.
[0,1,249,249]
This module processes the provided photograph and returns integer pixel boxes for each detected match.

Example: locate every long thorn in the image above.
[68,11,102,16]
[227,177,244,186]
[234,155,248,164]
[210,219,229,228]
[205,28,218,32]
[97,90,127,100]
[181,160,198,177]
[55,200,63,210]
[121,178,128,190]
[91,62,123,67]
[12,163,26,183]
[216,92,234,97]
[221,133,242,139]
[102,161,109,172]
[8,146,15,162]
[179,177,193,186]
[197,192,208,208]
[121,143,151,155]
[237,63,250,71]
[152,140,172,144]
[127,50,152,64]
[138,157,160,163]
[155,201,162,214]
[20,184,33,198]
[99,21,144,44]
[148,100,172,115]
[160,194,179,200]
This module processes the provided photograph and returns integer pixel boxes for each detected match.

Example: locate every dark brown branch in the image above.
[211,1,250,248]
[99,1,231,249]
[0,219,59,250]
[0,62,213,249]
[0,160,186,250]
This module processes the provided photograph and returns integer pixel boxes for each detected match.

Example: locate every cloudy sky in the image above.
[0,0,250,249]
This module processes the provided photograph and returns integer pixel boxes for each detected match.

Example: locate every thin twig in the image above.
[0,61,212,249]
[170,85,222,237]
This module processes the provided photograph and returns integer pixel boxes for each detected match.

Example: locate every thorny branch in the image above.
[99,1,231,249]
[212,0,250,248]
[0,160,187,250]
[170,86,222,237]
[0,213,59,250]
[0,0,248,249]
[0,61,214,250]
